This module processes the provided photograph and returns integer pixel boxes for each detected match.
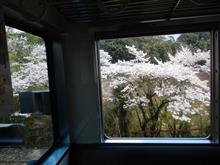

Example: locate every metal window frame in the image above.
[0,8,24,145]
[212,29,220,144]
[0,10,70,164]
[95,21,220,144]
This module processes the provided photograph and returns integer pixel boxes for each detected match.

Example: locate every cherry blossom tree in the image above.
[7,28,48,93]
[11,44,48,92]
[100,45,210,137]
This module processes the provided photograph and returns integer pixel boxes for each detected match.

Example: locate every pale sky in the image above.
[165,34,181,41]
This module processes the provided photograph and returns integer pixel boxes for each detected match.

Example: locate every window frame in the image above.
[0,12,70,164]
[95,23,220,144]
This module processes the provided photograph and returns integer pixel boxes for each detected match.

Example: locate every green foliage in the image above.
[0,113,53,148]
[25,33,44,46]
[6,27,44,73]
[140,37,181,63]
[102,101,120,137]
[24,113,53,148]
[13,96,21,112]
[103,76,210,138]
[112,84,131,137]
[99,38,136,63]
[100,32,210,64]
[99,36,181,63]
[6,27,44,46]
[163,112,192,137]
[27,85,48,91]
[177,32,210,52]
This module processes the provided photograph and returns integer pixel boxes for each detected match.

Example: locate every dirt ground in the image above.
[0,147,47,164]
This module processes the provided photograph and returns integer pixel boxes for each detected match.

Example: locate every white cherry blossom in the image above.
[100,45,210,122]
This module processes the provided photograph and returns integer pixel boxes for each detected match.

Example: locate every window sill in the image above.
[0,124,24,145]
[40,145,70,165]
[105,138,212,144]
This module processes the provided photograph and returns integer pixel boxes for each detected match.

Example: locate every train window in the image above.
[0,26,53,163]
[99,32,213,140]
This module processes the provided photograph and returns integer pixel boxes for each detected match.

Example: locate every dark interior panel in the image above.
[70,144,220,165]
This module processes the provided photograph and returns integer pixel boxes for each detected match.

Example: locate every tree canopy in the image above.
[177,32,210,52]
[99,32,210,64]
[99,36,181,63]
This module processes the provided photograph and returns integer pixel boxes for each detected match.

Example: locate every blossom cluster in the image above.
[100,45,210,122]
[8,34,48,93]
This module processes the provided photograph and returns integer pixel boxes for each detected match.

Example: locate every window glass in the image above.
[0,26,53,163]
[99,32,211,138]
